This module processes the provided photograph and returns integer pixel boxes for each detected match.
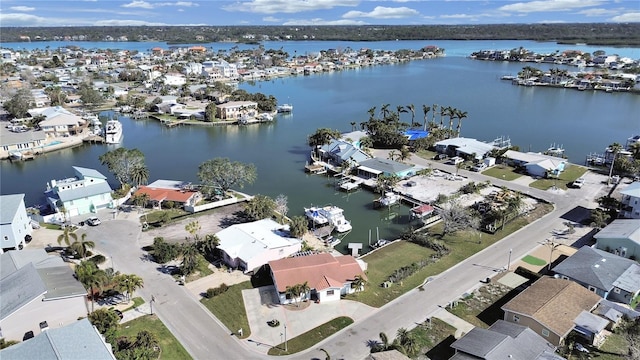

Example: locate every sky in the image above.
[0,0,639,27]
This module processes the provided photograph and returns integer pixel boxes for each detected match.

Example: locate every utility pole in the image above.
[150,295,155,315]
[284,324,288,352]
[507,248,512,271]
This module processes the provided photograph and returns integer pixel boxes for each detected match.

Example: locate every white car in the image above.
[85,216,101,226]
[572,177,585,188]
[472,163,487,172]
[449,156,464,165]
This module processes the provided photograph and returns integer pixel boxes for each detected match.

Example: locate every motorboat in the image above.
[277,104,293,113]
[104,119,123,144]
[8,151,22,160]
[323,236,341,247]
[257,113,274,121]
[304,205,352,233]
[378,192,400,207]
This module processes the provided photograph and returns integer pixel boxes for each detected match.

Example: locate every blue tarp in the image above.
[404,129,429,141]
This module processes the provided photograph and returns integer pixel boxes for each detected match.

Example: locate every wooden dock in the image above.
[83,135,104,143]
[305,163,327,174]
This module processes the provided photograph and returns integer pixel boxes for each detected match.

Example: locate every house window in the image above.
[588,286,597,292]
[513,315,519,323]
[327,290,335,296]
[542,329,550,337]
[613,288,621,294]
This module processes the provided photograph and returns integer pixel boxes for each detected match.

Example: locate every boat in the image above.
[304,205,352,233]
[8,151,22,161]
[104,119,123,144]
[277,104,293,113]
[257,113,274,122]
[368,228,390,249]
[323,236,341,247]
[377,192,400,207]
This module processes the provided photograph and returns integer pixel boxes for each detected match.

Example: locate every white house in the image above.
[0,194,32,253]
[29,106,84,138]
[0,250,88,341]
[215,101,258,120]
[435,137,497,160]
[595,219,640,260]
[620,182,640,219]
[216,219,301,272]
[44,166,113,218]
[503,150,567,178]
[163,73,186,86]
[269,253,367,304]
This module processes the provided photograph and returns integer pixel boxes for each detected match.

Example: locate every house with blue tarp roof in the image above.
[404,129,429,141]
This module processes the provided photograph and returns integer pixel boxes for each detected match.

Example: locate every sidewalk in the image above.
[432,308,475,338]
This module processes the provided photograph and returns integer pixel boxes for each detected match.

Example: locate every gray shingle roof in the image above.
[0,263,47,320]
[552,246,640,292]
[450,320,561,360]
[358,157,413,174]
[0,194,24,225]
[0,319,116,360]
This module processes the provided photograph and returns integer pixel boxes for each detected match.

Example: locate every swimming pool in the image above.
[45,141,62,147]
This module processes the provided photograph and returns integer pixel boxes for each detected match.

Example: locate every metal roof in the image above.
[594,219,640,245]
[0,263,47,321]
[0,194,24,225]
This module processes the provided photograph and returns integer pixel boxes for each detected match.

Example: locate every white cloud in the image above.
[499,0,606,13]
[343,6,419,19]
[577,8,619,16]
[537,19,568,23]
[9,6,36,11]
[282,18,366,25]
[94,19,171,26]
[262,16,281,22]
[122,1,154,9]
[610,12,640,22]
[224,0,359,14]
[156,1,199,7]
[0,13,49,26]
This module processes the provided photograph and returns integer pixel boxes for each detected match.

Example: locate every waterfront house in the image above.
[449,320,561,360]
[356,157,419,179]
[501,277,603,346]
[0,194,32,253]
[0,318,115,359]
[216,219,301,273]
[318,139,371,166]
[45,166,113,218]
[594,219,640,260]
[435,137,496,161]
[29,106,84,138]
[0,249,88,342]
[503,150,567,178]
[268,253,366,304]
[552,246,640,305]
[134,180,202,209]
[0,127,47,159]
[620,182,640,219]
[215,101,258,120]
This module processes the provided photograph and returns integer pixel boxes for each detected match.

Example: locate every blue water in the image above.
[46,141,62,146]
[1,40,639,254]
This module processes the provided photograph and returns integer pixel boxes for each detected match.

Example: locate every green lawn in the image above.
[122,296,145,311]
[412,318,457,359]
[185,254,213,282]
[200,281,252,339]
[529,165,587,190]
[117,315,191,360]
[579,332,628,360]
[521,255,547,266]
[346,203,553,308]
[482,165,523,181]
[267,317,354,356]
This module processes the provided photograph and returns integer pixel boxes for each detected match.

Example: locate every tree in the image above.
[57,226,78,246]
[395,328,418,357]
[607,142,623,182]
[88,308,120,342]
[197,234,219,257]
[439,198,479,236]
[130,165,150,187]
[99,148,148,189]
[133,192,150,208]
[114,274,144,302]
[78,83,105,108]
[406,104,416,127]
[590,208,611,229]
[152,237,180,263]
[185,220,202,241]
[308,128,341,158]
[289,216,308,238]
[197,158,257,197]
[244,194,276,221]
[3,88,33,118]
[422,104,431,131]
[455,109,468,137]
[69,233,95,259]
[352,274,367,292]
[180,242,199,276]
[45,86,67,106]
[75,261,108,311]
[274,194,288,224]
[375,174,400,194]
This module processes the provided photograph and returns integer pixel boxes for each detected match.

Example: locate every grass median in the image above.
[346,203,553,308]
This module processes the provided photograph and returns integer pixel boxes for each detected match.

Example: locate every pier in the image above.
[83,135,104,143]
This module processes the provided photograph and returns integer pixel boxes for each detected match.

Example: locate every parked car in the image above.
[434,153,448,160]
[86,216,101,226]
[449,156,464,165]
[572,177,585,188]
[472,163,487,172]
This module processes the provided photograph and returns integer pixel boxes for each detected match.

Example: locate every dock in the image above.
[305,163,327,174]
[83,135,104,143]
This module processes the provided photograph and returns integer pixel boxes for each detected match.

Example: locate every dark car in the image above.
[434,153,447,160]
[23,331,34,341]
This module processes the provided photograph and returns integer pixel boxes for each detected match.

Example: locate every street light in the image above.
[507,248,512,271]
[284,324,288,352]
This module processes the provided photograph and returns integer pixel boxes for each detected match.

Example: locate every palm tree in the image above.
[431,104,438,124]
[421,104,431,131]
[406,104,415,127]
[75,261,108,312]
[455,110,468,137]
[197,233,219,257]
[380,104,390,119]
[298,281,310,302]
[608,142,623,182]
[180,242,200,276]
[57,226,78,246]
[69,233,95,260]
[352,274,367,292]
[395,328,418,356]
[133,192,150,209]
[115,274,144,302]
[285,284,301,307]
[350,121,356,131]
[439,105,448,127]
[387,150,400,161]
[367,106,377,120]
[130,165,150,187]
[447,107,456,132]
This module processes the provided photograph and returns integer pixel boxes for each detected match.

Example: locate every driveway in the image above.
[242,286,375,353]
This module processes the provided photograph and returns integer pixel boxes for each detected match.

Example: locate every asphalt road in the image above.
[89,154,606,360]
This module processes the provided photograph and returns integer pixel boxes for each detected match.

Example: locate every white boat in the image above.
[104,119,123,144]
[277,104,293,113]
[8,151,22,160]
[323,236,341,247]
[378,192,400,207]
[257,113,274,122]
[304,205,352,233]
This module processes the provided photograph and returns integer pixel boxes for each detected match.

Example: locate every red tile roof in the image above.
[134,186,197,203]
[269,253,365,293]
